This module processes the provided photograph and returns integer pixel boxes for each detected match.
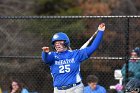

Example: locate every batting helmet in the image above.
[134,47,140,56]
[51,32,70,47]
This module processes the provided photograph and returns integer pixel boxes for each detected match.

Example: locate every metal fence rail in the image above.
[0,16,140,19]
[0,56,140,60]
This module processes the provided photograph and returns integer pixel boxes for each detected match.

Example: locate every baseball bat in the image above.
[80,23,105,49]
[68,46,72,50]
[80,30,98,49]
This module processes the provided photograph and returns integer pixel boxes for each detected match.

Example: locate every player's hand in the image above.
[42,47,50,52]
[98,23,105,31]
[11,89,17,93]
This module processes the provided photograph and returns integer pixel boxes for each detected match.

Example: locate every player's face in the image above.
[88,82,97,90]
[131,51,138,58]
[54,41,66,52]
[12,81,19,91]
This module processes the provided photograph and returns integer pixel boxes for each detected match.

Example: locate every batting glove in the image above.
[98,23,105,31]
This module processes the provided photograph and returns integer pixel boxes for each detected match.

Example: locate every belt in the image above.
[57,82,81,90]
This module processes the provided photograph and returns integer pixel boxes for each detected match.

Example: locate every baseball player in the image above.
[41,23,105,93]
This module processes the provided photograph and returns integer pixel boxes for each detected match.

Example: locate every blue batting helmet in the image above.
[134,47,140,56]
[51,32,70,47]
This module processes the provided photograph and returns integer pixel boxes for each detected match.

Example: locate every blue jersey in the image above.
[84,85,106,93]
[42,31,104,87]
[21,88,29,93]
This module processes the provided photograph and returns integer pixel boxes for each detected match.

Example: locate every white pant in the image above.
[54,83,84,93]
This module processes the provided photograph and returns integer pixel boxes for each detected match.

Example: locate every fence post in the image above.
[125,17,130,85]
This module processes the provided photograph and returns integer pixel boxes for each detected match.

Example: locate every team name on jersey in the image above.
[55,58,75,65]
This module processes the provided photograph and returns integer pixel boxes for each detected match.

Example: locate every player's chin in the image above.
[56,48,64,52]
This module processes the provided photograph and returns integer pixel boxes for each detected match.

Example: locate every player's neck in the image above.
[56,48,67,53]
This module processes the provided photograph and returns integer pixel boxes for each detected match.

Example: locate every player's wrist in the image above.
[42,50,48,52]
[98,29,105,31]
[98,30,104,31]
[98,27,105,31]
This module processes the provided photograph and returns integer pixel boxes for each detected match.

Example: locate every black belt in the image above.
[57,82,81,90]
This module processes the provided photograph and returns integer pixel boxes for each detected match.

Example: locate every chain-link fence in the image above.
[0,16,140,93]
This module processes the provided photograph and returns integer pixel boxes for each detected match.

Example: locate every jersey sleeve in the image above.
[85,31,104,57]
[21,88,29,93]
[41,51,54,64]
[121,64,126,78]
[84,86,90,93]
[77,48,89,62]
[101,87,107,93]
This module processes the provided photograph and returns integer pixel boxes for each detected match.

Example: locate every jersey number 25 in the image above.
[59,65,70,73]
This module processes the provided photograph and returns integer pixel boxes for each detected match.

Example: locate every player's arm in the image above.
[77,24,105,62]
[85,23,105,57]
[121,64,126,78]
[101,87,107,93]
[134,61,140,78]
[135,71,140,79]
[42,47,54,64]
